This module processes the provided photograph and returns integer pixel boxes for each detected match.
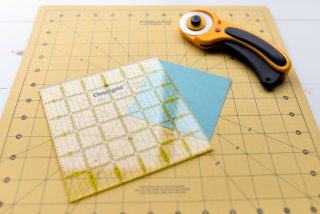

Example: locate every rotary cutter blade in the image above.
[179,10,292,90]
[179,11,213,36]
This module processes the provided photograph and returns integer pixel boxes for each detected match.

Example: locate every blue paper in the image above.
[127,59,231,140]
[161,60,231,139]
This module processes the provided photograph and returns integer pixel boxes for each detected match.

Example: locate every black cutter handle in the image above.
[225,27,287,67]
[222,40,283,91]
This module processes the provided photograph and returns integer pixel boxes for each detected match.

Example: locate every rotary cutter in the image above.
[179,10,292,90]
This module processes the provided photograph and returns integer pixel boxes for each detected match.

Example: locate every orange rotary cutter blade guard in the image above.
[179,10,292,90]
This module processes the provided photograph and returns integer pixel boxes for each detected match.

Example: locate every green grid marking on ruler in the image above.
[40,58,212,202]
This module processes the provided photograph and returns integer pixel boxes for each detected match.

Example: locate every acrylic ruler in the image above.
[40,58,211,202]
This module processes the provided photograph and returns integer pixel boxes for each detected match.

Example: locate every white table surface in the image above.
[1,0,319,129]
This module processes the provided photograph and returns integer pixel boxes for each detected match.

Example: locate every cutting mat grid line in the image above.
[0,6,320,214]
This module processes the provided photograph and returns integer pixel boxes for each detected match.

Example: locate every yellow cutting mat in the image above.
[0,6,320,214]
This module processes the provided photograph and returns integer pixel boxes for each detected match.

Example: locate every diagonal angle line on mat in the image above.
[0,138,53,165]
[217,133,320,206]
[2,168,61,214]
[95,14,135,62]
[210,154,259,210]
[219,116,320,159]
[46,12,122,68]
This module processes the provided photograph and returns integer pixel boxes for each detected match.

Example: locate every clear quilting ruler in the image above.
[40,58,211,202]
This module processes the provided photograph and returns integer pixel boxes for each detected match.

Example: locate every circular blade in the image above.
[179,11,213,36]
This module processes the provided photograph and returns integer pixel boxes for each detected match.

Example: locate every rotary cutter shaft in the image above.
[179,10,292,90]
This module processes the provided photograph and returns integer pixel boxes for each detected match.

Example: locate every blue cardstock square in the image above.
[161,60,231,139]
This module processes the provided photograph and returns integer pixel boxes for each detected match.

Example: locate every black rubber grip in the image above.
[225,27,287,66]
[223,41,283,90]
